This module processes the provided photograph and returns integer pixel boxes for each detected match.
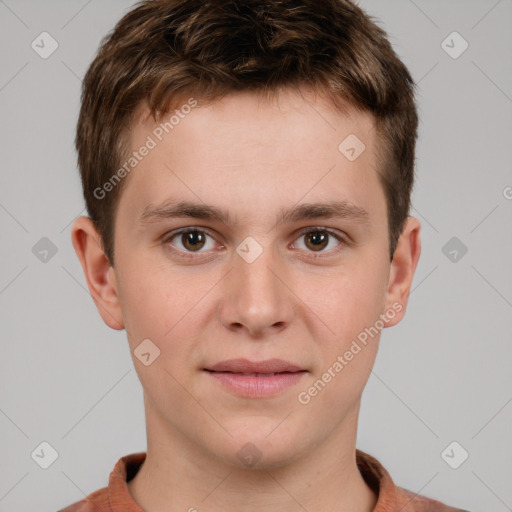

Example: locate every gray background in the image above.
[0,0,511,511]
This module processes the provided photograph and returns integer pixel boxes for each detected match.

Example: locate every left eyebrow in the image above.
[276,200,370,226]
[138,199,370,228]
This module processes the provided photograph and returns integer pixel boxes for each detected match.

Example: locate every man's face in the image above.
[106,88,404,467]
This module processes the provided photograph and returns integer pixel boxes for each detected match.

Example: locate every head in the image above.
[72,0,421,470]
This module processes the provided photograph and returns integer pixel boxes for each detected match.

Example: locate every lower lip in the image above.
[205,371,306,398]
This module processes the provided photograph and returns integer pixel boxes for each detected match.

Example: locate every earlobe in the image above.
[71,216,124,330]
[383,216,421,328]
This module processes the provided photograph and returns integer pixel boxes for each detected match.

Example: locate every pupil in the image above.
[308,231,328,250]
[184,231,205,251]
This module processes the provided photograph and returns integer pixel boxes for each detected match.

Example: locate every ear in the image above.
[71,216,124,330]
[383,216,421,327]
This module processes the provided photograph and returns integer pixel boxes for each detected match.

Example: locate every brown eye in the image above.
[293,228,345,255]
[165,229,216,254]
[181,231,206,251]
[304,231,329,251]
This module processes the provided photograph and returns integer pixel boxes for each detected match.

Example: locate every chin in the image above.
[211,423,308,470]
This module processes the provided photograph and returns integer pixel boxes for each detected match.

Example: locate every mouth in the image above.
[204,358,305,374]
[203,358,307,397]
[206,372,297,376]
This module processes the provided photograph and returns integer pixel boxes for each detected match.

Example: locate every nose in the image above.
[218,243,295,337]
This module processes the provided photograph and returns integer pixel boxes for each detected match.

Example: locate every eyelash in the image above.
[161,227,348,260]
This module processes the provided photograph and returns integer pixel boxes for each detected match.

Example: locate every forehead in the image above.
[131,87,376,160]
[119,87,384,226]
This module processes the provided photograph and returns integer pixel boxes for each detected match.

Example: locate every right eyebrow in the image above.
[138,200,234,227]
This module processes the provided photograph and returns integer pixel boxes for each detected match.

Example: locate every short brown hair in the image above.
[75,0,418,265]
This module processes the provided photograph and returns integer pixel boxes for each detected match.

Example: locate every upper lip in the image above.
[205,358,304,373]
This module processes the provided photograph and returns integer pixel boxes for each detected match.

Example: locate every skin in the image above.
[72,86,421,512]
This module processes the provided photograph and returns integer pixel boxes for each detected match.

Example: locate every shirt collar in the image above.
[106,449,400,511]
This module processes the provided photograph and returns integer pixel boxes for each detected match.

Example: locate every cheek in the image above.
[299,274,384,414]
[114,258,173,353]
[118,267,199,403]
[117,253,184,328]
[309,265,387,339]
[116,259,216,380]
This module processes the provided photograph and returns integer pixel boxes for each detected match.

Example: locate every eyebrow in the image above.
[138,199,370,227]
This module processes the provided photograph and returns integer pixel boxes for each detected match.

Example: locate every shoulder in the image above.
[57,486,109,512]
[355,449,469,512]
[57,451,146,512]
[396,486,471,512]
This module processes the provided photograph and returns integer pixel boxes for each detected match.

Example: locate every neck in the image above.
[128,401,377,512]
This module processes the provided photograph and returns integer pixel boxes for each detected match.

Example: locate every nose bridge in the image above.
[219,239,292,335]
